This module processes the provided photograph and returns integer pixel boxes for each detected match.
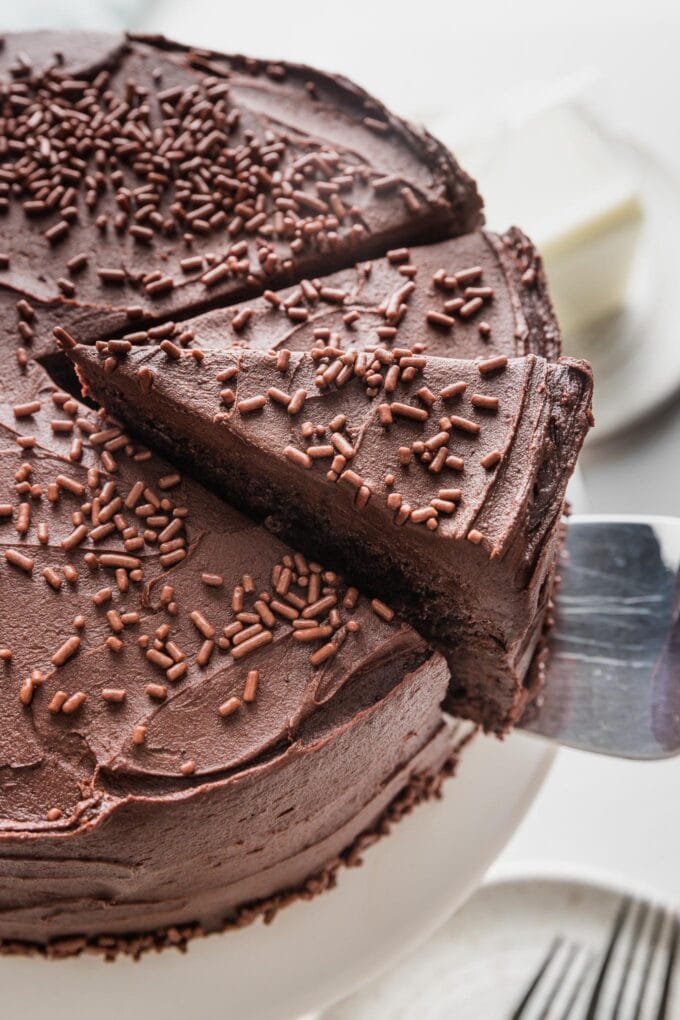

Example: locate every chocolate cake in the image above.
[0,29,591,957]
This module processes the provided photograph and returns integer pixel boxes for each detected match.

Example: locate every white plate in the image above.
[325,868,680,1019]
[562,139,680,444]
[1,731,554,1020]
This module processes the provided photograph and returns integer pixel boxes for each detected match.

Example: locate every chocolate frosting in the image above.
[149,227,560,364]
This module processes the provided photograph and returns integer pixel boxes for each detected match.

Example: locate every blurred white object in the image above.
[3,0,151,31]
[431,102,643,338]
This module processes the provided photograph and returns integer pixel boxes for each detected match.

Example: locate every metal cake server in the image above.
[518,516,680,759]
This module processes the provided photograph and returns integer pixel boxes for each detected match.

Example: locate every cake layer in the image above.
[70,342,593,730]
[0,31,481,340]
[0,343,458,951]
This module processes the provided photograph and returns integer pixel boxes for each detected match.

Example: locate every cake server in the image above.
[518,515,680,759]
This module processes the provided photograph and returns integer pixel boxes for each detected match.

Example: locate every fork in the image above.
[509,897,680,1019]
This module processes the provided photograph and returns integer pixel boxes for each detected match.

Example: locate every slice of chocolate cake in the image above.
[69,341,593,730]
[0,348,459,957]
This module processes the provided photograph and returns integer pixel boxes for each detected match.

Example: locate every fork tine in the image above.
[509,937,564,1019]
[509,897,678,1020]
[584,895,633,1018]
[611,899,652,1018]
[631,906,669,1020]
[536,942,579,1020]
[655,913,679,1020]
[557,950,598,1020]
[510,938,587,1020]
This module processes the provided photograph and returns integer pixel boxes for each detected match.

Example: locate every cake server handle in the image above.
[518,515,680,759]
